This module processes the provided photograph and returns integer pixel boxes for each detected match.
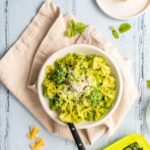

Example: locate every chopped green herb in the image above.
[49,95,62,111]
[147,80,150,88]
[66,20,87,37]
[51,66,67,84]
[118,23,132,33]
[87,88,102,107]
[111,26,119,39]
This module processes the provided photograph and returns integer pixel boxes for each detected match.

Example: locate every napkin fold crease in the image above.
[0,0,139,144]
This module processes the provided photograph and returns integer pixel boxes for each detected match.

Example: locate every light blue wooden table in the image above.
[1,0,150,150]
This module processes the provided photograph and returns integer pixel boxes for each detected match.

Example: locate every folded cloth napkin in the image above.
[0,0,139,144]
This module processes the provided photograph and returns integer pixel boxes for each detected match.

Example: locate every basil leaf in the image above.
[66,20,87,37]
[147,80,150,88]
[111,27,119,39]
[118,23,132,33]
[75,22,87,33]
[69,20,76,29]
[66,29,75,37]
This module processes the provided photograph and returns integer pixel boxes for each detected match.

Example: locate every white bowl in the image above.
[96,0,150,20]
[37,44,123,129]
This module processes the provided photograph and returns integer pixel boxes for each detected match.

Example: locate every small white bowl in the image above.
[37,44,123,129]
[96,0,150,20]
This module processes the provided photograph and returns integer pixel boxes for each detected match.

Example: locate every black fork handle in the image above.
[68,123,86,150]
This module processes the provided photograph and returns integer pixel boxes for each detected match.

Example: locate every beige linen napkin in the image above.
[0,0,139,144]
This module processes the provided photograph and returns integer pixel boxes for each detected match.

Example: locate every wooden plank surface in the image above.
[0,0,150,149]
[0,0,9,150]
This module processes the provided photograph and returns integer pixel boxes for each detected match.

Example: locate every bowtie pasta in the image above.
[42,53,116,124]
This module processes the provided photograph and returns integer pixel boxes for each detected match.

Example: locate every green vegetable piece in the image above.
[87,88,102,107]
[118,23,132,33]
[52,66,67,83]
[111,26,119,39]
[66,20,87,37]
[42,85,48,97]
[50,95,62,111]
[75,22,87,33]
[147,80,150,88]
[66,29,76,38]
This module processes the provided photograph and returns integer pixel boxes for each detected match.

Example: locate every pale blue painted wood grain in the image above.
[0,0,9,150]
[1,0,76,150]
[0,0,150,150]
[143,11,150,142]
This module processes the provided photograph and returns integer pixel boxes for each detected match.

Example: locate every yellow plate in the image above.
[104,134,150,150]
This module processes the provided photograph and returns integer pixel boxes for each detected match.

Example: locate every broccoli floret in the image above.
[49,95,62,111]
[52,66,67,83]
[87,88,102,107]
[42,85,48,97]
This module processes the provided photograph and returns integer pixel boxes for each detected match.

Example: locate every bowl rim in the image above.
[37,44,123,129]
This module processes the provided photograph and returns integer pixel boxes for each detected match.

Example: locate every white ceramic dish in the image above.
[96,0,150,20]
[37,44,123,129]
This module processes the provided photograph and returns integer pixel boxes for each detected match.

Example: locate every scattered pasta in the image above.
[31,138,45,150]
[27,126,40,140]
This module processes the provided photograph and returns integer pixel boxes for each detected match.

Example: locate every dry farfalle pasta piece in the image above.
[26,126,40,140]
[31,138,46,150]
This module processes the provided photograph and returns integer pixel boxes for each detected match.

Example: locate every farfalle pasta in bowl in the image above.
[37,44,123,129]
